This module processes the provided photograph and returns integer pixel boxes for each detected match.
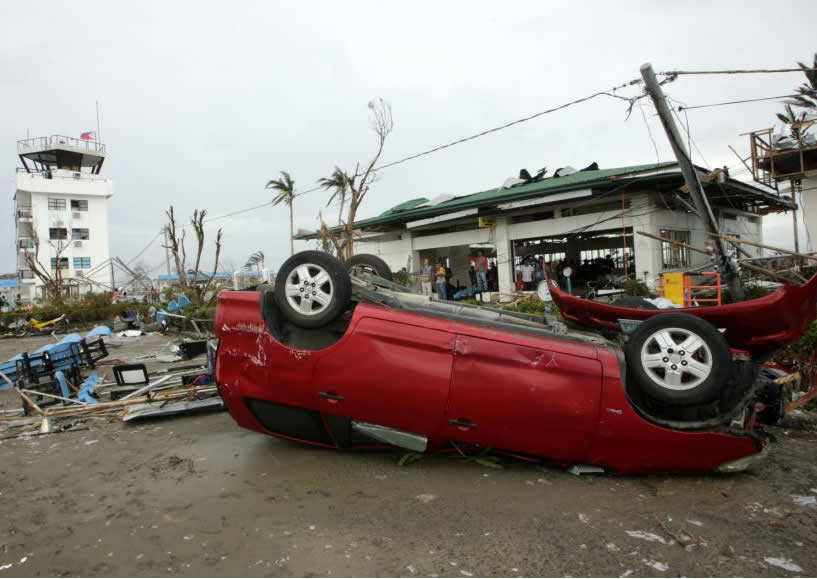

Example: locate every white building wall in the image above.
[15,169,112,300]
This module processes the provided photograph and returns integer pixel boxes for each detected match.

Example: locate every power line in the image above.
[637,100,661,165]
[202,200,277,223]
[677,94,799,111]
[373,79,644,173]
[660,67,817,76]
[125,228,164,266]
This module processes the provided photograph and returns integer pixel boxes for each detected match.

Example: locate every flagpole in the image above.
[96,100,101,143]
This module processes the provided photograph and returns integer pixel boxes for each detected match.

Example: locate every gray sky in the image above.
[2,0,816,275]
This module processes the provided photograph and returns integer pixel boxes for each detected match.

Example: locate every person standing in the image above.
[0,295,8,313]
[474,251,489,291]
[520,259,534,290]
[436,260,448,300]
[421,258,434,296]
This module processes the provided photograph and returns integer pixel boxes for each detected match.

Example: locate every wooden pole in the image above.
[16,388,45,416]
[637,231,801,284]
[641,63,744,300]
[709,232,817,263]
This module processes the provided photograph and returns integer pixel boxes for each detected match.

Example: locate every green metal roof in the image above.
[352,162,675,229]
[295,161,789,239]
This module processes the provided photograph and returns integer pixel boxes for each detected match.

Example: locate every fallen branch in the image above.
[655,516,708,548]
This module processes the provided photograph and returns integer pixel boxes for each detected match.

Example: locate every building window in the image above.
[49,228,68,240]
[48,198,66,210]
[50,257,69,270]
[73,256,91,269]
[660,229,690,269]
[70,199,89,211]
[72,228,90,240]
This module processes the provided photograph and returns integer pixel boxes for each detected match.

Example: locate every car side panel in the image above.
[440,334,603,460]
[584,348,763,474]
[311,316,455,436]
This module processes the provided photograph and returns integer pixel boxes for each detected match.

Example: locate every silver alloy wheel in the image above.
[283,263,334,316]
[639,326,713,391]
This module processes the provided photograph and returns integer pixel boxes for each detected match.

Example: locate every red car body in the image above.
[549,274,817,354]
[215,290,766,475]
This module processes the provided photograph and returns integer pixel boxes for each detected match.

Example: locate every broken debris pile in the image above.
[0,330,222,439]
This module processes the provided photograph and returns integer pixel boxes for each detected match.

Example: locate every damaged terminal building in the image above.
[299,162,794,295]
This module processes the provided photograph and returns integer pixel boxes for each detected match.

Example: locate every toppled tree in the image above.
[265,171,297,257]
[21,222,72,305]
[162,206,223,306]
[318,99,394,259]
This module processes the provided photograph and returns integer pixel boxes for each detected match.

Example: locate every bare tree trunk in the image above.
[289,202,294,256]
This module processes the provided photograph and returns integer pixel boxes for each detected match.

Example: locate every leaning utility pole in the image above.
[640,63,744,301]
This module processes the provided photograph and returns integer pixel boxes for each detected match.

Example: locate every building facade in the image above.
[300,162,792,296]
[13,135,113,304]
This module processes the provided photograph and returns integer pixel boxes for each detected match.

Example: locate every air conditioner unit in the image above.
[55,219,65,227]
[72,212,81,219]
[72,172,81,179]
[73,240,83,248]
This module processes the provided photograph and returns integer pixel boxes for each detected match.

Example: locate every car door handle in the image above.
[448,418,478,430]
[318,391,345,402]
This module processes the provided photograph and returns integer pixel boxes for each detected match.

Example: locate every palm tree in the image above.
[265,171,296,256]
[244,250,265,272]
[785,53,817,112]
[318,167,350,226]
[777,104,807,139]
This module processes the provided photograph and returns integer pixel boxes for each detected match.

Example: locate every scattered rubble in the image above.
[0,329,222,440]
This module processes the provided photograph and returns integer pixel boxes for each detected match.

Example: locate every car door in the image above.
[311,315,455,436]
[441,334,602,461]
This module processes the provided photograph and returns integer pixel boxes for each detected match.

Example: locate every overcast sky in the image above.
[2,0,816,275]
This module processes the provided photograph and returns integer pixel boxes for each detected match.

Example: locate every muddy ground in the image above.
[1,333,816,577]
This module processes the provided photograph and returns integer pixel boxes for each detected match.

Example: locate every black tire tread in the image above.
[345,254,393,281]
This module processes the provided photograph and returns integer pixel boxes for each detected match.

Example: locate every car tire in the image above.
[15,326,28,338]
[344,254,393,281]
[274,251,352,329]
[613,296,658,309]
[625,313,731,406]
[55,319,69,335]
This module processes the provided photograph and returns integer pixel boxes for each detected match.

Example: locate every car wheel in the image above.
[15,326,28,337]
[344,254,393,281]
[55,319,69,334]
[274,251,352,329]
[613,296,658,309]
[625,313,731,406]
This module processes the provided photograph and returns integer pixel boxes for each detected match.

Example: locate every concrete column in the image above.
[494,217,514,297]
[800,176,817,252]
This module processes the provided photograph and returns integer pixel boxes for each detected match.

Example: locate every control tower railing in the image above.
[17,135,106,155]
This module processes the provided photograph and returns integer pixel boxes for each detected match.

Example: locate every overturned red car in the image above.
[214,251,783,475]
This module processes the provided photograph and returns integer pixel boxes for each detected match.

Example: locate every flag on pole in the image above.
[80,131,96,141]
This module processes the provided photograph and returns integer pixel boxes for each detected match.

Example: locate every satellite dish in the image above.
[562,266,573,278]
[537,280,552,302]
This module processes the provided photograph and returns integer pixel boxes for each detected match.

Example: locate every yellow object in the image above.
[662,272,685,306]
[478,216,496,228]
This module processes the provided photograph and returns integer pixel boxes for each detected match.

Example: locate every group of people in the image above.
[0,293,23,313]
[420,258,449,299]
[417,251,496,300]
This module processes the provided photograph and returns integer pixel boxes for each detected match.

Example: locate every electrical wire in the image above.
[373,79,643,173]
[660,67,817,76]
[125,229,164,266]
[677,94,799,111]
[637,99,661,165]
